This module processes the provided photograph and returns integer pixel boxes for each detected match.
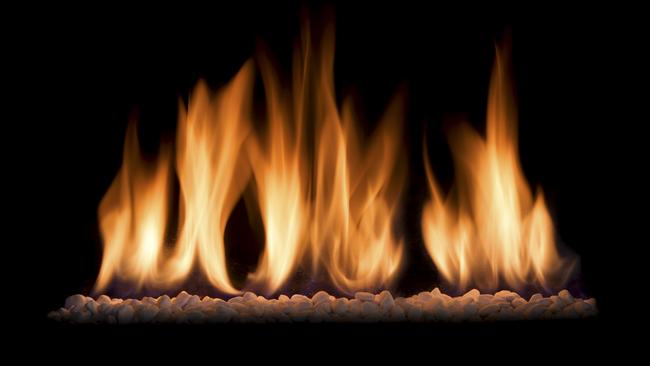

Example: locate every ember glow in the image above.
[421,43,574,292]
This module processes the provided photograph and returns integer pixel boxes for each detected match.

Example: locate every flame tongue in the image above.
[249,26,405,294]
[95,123,171,292]
[422,44,571,292]
[95,26,405,295]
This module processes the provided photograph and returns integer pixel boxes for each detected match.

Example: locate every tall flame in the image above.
[95,63,253,294]
[94,23,404,295]
[165,63,254,294]
[310,27,404,292]
[422,43,572,292]
[248,24,404,294]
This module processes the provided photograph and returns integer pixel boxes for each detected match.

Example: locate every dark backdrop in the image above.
[10,0,644,354]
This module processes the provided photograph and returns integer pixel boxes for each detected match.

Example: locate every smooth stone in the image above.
[243,291,257,302]
[479,303,500,317]
[97,295,112,305]
[85,301,98,315]
[173,291,191,308]
[559,289,574,302]
[512,298,527,308]
[291,294,311,303]
[379,292,395,311]
[462,289,480,302]
[117,305,135,324]
[65,294,86,309]
[333,298,348,314]
[417,291,434,303]
[354,292,375,302]
[311,291,331,305]
[138,305,159,322]
[279,294,290,302]
[524,303,546,319]
[158,295,172,308]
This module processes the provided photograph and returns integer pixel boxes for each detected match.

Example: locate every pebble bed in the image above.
[48,288,597,324]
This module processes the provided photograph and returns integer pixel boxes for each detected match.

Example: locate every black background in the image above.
[8,0,646,356]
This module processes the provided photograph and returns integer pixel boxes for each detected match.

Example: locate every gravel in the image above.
[48,289,597,324]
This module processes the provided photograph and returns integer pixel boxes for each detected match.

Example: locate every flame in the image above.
[310,28,404,292]
[248,25,404,294]
[95,122,171,292]
[165,63,254,294]
[422,43,571,292]
[95,63,253,294]
[94,23,404,295]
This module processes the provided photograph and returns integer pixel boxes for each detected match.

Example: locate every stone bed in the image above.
[48,288,597,324]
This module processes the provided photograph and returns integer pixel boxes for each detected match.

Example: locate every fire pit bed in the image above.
[48,288,597,324]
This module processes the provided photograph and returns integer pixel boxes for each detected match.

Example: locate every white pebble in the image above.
[51,289,597,323]
[479,303,500,317]
[85,301,98,315]
[138,304,159,322]
[354,292,375,302]
[524,303,546,319]
[462,289,480,302]
[185,295,200,309]
[243,291,257,302]
[417,291,434,303]
[311,291,330,305]
[559,289,574,303]
[379,292,395,311]
[117,305,134,324]
[97,295,112,305]
[291,294,310,303]
[65,294,86,309]
[333,298,348,314]
[512,298,527,308]
[173,291,191,308]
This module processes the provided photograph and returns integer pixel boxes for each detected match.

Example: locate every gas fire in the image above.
[94,24,404,296]
[421,43,574,292]
[92,24,573,301]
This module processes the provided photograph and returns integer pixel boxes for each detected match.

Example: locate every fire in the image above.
[95,23,404,295]
[308,27,404,293]
[95,122,171,292]
[96,63,254,294]
[248,25,404,294]
[421,43,572,292]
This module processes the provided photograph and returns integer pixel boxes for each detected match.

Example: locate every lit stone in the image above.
[97,295,112,305]
[354,292,375,302]
[117,305,135,324]
[311,291,330,305]
[558,289,574,303]
[479,303,500,317]
[417,291,434,303]
[51,290,597,323]
[173,291,191,308]
[379,292,395,312]
[529,293,543,303]
[65,294,86,310]
[462,289,480,302]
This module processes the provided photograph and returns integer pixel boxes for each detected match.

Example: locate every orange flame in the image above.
[94,23,404,295]
[95,122,171,292]
[422,43,572,292]
[95,63,254,294]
